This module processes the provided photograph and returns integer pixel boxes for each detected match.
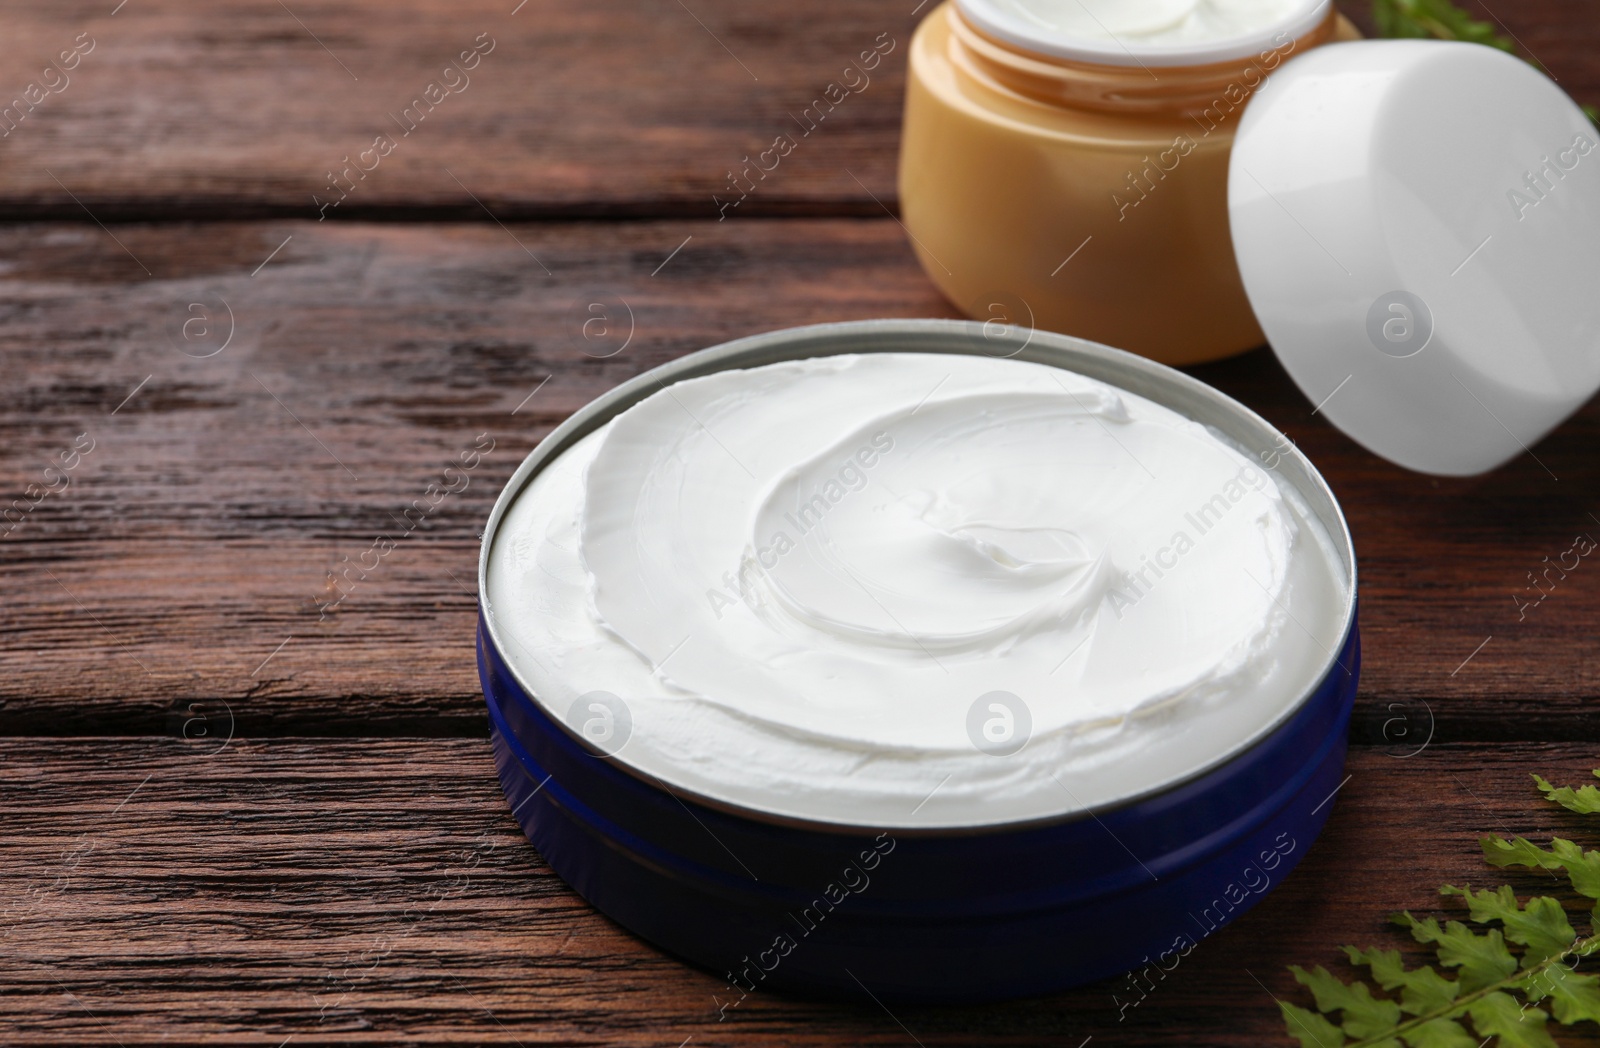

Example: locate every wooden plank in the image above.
[0,0,918,220]
[0,1,1590,218]
[0,218,954,734]
[2,217,1598,737]
[2,737,1596,1045]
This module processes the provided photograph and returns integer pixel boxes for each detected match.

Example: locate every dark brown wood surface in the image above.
[3,0,1600,1044]
[0,0,1592,218]
[7,740,1600,1047]
[3,218,1599,741]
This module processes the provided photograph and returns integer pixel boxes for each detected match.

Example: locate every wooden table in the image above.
[3,1,1598,1044]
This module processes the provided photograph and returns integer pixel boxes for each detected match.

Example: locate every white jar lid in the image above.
[1230,40,1600,476]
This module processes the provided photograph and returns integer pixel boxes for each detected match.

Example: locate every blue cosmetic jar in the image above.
[477,319,1359,1003]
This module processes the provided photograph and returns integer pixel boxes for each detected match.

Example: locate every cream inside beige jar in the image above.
[485,353,1348,829]
[957,0,1330,63]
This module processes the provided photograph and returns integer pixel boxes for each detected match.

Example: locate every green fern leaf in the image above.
[1399,1018,1479,1048]
[1394,913,1519,991]
[1293,965,1404,1038]
[1466,991,1559,1048]
[1281,1000,1349,1047]
[1343,947,1460,1015]
[1441,886,1576,966]
[1483,836,1600,900]
[1533,773,1600,816]
[1335,948,1474,1046]
[1284,763,1600,1045]
[1529,963,1600,1026]
[1370,0,1514,52]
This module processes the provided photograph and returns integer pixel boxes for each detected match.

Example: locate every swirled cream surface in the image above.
[958,0,1327,61]
[486,352,1348,828]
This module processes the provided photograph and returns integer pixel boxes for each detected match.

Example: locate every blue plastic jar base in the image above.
[479,616,1359,1004]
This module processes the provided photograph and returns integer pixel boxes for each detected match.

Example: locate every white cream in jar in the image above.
[485,352,1348,828]
[959,0,1330,64]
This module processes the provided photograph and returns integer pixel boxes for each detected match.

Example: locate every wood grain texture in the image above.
[5,1,1600,1044]
[0,0,919,220]
[2,738,1598,1046]
[0,218,953,734]
[2,217,1599,738]
[0,1,1590,219]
